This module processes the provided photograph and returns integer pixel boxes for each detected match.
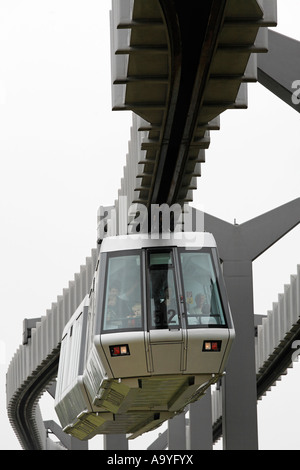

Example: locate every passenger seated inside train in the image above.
[105,282,131,329]
[193,293,209,316]
[186,292,213,325]
[126,302,142,327]
[186,293,217,325]
[193,293,216,325]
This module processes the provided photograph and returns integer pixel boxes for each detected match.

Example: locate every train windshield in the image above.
[180,250,226,327]
[147,250,180,329]
[102,252,143,332]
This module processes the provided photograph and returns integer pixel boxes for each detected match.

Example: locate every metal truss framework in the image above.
[6,0,300,451]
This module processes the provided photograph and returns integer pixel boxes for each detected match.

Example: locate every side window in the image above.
[148,251,180,329]
[180,251,226,327]
[102,253,142,331]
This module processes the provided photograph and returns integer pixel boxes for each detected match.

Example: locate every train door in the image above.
[144,248,187,374]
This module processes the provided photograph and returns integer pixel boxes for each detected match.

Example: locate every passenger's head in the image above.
[195,293,205,307]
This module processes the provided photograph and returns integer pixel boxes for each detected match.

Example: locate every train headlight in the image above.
[109,344,130,357]
[203,341,222,352]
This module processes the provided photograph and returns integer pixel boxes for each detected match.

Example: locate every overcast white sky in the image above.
[1,0,300,450]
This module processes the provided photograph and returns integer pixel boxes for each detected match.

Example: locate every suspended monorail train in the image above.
[54,232,235,441]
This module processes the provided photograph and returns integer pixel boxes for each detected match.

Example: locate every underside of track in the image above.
[112,0,275,209]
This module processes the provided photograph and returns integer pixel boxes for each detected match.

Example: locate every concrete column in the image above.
[188,391,213,450]
[221,260,258,449]
[103,434,128,450]
[198,198,300,449]
[168,413,186,450]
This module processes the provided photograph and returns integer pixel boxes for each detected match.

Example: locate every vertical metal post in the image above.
[198,198,300,450]
[221,260,258,449]
[103,434,128,450]
[168,413,186,450]
[188,390,213,450]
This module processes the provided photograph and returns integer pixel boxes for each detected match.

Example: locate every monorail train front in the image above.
[54,232,235,441]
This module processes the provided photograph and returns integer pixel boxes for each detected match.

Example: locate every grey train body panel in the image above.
[54,232,235,441]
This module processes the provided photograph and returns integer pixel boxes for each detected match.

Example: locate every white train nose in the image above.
[54,232,235,440]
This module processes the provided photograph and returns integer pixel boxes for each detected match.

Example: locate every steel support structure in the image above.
[212,199,300,449]
[104,434,128,450]
[44,420,88,450]
[258,29,300,112]
[188,390,213,450]
[164,199,300,450]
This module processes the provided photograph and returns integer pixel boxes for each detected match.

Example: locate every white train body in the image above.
[54,232,235,440]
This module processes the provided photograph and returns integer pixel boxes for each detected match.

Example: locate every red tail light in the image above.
[203,340,222,352]
[109,344,130,357]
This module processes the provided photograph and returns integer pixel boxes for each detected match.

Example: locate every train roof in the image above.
[100,232,217,253]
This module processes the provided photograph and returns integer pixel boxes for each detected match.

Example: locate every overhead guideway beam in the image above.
[111,0,277,213]
[150,0,228,206]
